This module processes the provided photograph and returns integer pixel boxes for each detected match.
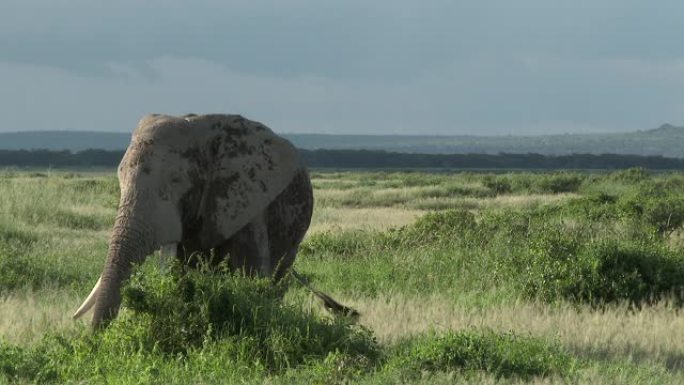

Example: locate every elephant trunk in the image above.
[90,208,155,329]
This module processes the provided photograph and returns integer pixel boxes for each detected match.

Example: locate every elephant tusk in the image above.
[72,276,102,320]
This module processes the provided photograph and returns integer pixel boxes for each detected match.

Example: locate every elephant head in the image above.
[73,113,311,328]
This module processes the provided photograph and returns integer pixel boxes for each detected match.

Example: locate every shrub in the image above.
[0,264,381,384]
[119,263,380,366]
[300,230,381,258]
[0,224,40,292]
[0,223,36,253]
[574,241,684,305]
[0,340,59,384]
[482,175,512,195]
[301,209,478,258]
[535,173,584,194]
[619,194,684,234]
[385,330,574,379]
[519,228,684,305]
[563,192,620,221]
[609,167,650,183]
[53,209,110,230]
[397,209,477,248]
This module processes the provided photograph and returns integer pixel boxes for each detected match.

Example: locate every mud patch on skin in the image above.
[180,146,210,171]
[191,172,245,249]
[223,134,257,158]
[203,115,255,138]
[258,144,275,171]
[221,173,249,220]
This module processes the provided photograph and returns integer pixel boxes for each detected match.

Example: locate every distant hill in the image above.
[1,124,683,157]
[0,131,131,151]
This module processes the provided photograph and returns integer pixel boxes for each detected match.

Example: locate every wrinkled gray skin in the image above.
[76,114,313,329]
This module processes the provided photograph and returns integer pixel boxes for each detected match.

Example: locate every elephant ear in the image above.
[193,115,303,244]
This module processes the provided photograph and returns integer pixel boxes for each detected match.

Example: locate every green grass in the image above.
[2,169,684,383]
[0,267,573,384]
[385,330,575,379]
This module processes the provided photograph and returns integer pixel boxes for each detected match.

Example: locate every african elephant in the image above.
[73,113,338,328]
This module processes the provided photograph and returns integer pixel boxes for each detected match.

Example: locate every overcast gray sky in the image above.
[1,0,683,135]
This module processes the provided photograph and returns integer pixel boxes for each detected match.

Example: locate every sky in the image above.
[1,0,683,135]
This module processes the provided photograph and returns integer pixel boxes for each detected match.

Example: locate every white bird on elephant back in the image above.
[73,113,356,329]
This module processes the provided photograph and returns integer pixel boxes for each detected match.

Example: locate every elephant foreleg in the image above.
[223,210,272,278]
[251,211,272,277]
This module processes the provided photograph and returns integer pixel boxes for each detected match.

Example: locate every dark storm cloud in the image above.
[1,0,683,134]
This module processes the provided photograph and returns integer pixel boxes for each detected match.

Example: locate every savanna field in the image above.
[1,169,684,384]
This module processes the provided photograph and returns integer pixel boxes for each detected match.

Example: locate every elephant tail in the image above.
[290,269,360,319]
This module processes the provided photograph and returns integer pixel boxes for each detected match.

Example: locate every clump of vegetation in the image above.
[120,263,380,365]
[301,209,477,258]
[396,209,477,247]
[0,338,60,384]
[300,230,383,258]
[303,201,684,307]
[609,167,650,183]
[535,172,585,193]
[0,222,36,255]
[0,222,94,292]
[616,180,684,234]
[482,175,513,195]
[6,169,684,383]
[0,223,69,292]
[0,264,381,383]
[517,230,684,305]
[385,330,575,379]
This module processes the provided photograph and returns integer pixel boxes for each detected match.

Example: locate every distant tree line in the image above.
[2,148,684,170]
[0,150,123,168]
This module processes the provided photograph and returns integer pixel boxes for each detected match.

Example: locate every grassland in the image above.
[1,168,684,384]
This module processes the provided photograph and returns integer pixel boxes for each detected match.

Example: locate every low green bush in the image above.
[0,339,60,384]
[385,330,575,379]
[562,192,620,221]
[120,263,380,364]
[397,209,477,247]
[0,223,92,292]
[619,194,684,234]
[302,204,684,306]
[52,209,111,231]
[482,175,513,195]
[515,226,684,304]
[609,167,650,183]
[300,209,477,258]
[0,264,381,383]
[300,230,382,258]
[0,223,36,253]
[535,173,585,194]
